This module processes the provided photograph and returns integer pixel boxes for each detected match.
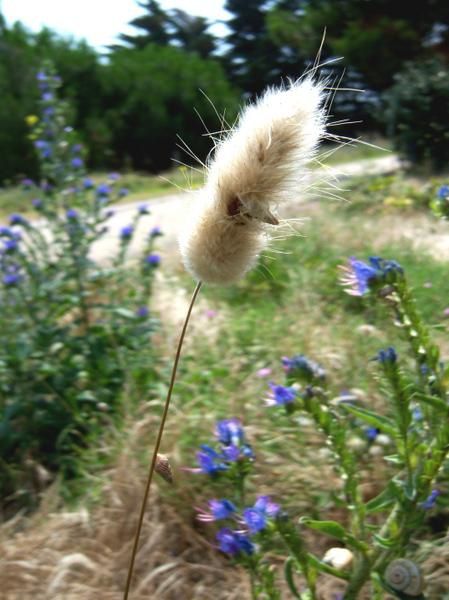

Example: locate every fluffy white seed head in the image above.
[179,77,327,284]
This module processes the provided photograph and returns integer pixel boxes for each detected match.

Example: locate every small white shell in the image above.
[155,453,173,484]
[384,559,424,596]
[323,547,353,570]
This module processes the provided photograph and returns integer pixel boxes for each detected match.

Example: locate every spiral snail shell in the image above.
[384,559,424,596]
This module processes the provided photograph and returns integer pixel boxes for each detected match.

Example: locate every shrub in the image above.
[0,64,162,512]
[383,58,449,171]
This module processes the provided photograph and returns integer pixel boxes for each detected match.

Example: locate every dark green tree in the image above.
[296,0,449,92]
[224,0,308,96]
[117,0,217,58]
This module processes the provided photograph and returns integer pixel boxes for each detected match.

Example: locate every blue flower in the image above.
[364,427,379,441]
[138,203,149,214]
[265,382,297,406]
[42,92,53,102]
[32,198,43,209]
[145,253,161,267]
[66,208,79,220]
[3,239,19,252]
[221,443,254,462]
[339,257,403,296]
[120,225,134,240]
[282,354,326,381]
[72,143,83,154]
[0,227,12,237]
[216,528,255,556]
[21,178,34,188]
[150,226,162,238]
[108,172,121,181]
[136,306,149,318]
[3,272,21,286]
[97,184,111,197]
[83,178,94,189]
[215,418,245,446]
[9,214,27,226]
[197,499,237,522]
[376,347,397,364]
[196,445,227,475]
[71,157,84,169]
[242,496,280,534]
[420,489,440,510]
[119,188,129,197]
[437,185,449,199]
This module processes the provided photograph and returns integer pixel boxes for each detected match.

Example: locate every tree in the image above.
[116,0,217,58]
[224,0,308,96]
[296,0,449,92]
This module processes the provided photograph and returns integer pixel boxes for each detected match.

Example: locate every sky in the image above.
[1,0,229,51]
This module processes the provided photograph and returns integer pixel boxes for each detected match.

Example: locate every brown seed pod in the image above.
[155,453,173,484]
[384,559,424,596]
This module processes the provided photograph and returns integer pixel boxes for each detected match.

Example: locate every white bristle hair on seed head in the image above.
[179,76,327,285]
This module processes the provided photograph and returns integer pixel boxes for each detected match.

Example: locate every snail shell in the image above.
[155,453,173,484]
[384,559,424,596]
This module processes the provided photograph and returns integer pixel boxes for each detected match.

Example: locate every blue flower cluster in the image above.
[282,354,326,382]
[193,418,254,475]
[197,495,280,557]
[340,256,403,296]
[0,223,24,287]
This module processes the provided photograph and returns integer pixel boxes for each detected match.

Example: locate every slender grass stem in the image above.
[123,280,202,600]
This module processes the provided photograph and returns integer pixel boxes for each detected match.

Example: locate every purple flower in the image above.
[256,367,272,378]
[149,226,162,238]
[376,347,397,364]
[36,71,47,82]
[242,496,280,534]
[136,306,149,318]
[145,253,161,267]
[120,225,134,239]
[21,178,34,188]
[9,214,27,226]
[216,528,255,556]
[195,445,228,475]
[437,185,449,199]
[197,499,236,522]
[42,92,53,102]
[66,208,79,220]
[421,489,440,510]
[138,203,149,214]
[215,418,244,446]
[119,188,129,197]
[71,157,84,169]
[0,227,12,237]
[265,382,297,406]
[108,172,121,181]
[32,198,43,209]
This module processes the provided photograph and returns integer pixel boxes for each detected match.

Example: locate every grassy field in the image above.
[2,162,449,598]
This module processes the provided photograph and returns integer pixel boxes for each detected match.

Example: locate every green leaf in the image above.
[341,404,397,437]
[415,392,448,413]
[284,558,302,599]
[299,518,347,540]
[366,482,398,514]
[113,307,137,319]
[372,533,396,549]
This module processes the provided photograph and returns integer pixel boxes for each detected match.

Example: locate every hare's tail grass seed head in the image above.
[179,77,327,285]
